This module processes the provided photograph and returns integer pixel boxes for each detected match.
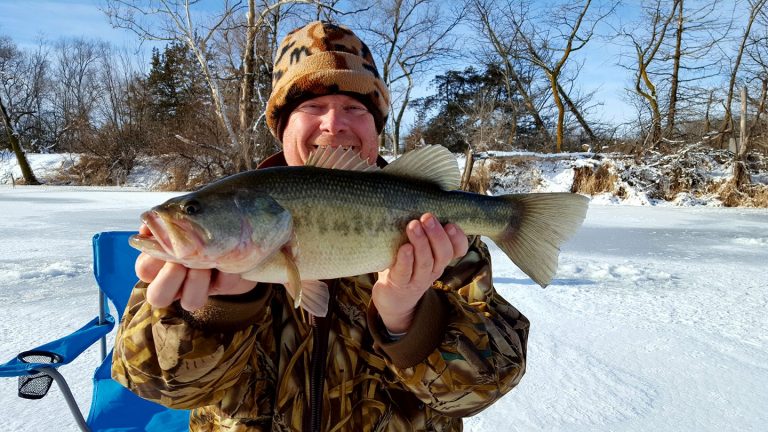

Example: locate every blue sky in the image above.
[0,0,638,127]
[0,1,137,48]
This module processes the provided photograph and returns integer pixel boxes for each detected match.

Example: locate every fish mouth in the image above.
[139,210,206,259]
[129,232,164,255]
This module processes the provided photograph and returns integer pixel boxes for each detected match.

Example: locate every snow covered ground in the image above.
[1,185,766,431]
[1,149,767,430]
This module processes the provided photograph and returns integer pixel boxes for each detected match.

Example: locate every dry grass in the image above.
[570,163,618,195]
[599,141,644,155]
[663,165,696,200]
[49,155,111,185]
[708,178,768,207]
[465,159,507,193]
[754,186,768,207]
[152,157,221,192]
[155,162,194,191]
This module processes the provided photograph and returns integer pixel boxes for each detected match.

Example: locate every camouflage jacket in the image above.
[112,154,529,432]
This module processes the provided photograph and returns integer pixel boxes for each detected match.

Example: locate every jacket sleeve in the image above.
[111,282,274,410]
[367,237,529,417]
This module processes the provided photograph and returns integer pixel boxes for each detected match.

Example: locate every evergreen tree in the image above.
[146,42,206,125]
[410,63,538,152]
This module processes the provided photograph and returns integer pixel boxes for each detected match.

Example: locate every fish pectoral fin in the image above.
[280,247,303,308]
[278,248,329,317]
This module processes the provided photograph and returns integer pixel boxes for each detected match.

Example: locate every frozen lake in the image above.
[1,186,767,431]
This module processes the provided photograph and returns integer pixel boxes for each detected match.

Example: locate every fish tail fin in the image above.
[490,193,589,287]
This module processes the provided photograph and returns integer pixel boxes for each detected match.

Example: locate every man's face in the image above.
[282,94,379,166]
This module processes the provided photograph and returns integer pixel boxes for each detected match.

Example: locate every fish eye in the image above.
[182,199,202,215]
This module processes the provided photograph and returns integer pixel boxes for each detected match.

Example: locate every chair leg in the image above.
[38,367,90,432]
[98,290,108,362]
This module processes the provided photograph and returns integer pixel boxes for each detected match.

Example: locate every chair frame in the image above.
[1,231,189,432]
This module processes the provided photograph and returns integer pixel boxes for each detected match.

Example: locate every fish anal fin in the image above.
[295,280,330,318]
[382,145,460,190]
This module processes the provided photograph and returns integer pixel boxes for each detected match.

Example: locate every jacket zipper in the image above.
[308,281,335,432]
[309,314,330,432]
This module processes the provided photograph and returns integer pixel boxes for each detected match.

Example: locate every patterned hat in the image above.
[266,21,390,140]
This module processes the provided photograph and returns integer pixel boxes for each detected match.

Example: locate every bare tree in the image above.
[719,0,768,146]
[106,0,246,170]
[239,0,259,167]
[1,95,39,184]
[0,37,52,150]
[741,3,768,147]
[621,0,677,148]
[0,36,41,184]
[666,1,732,141]
[52,38,106,152]
[104,0,341,171]
[90,44,151,183]
[619,0,732,148]
[470,0,551,146]
[518,0,613,152]
[361,0,462,155]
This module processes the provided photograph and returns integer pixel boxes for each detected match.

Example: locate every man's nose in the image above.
[319,108,348,134]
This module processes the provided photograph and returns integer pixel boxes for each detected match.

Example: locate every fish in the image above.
[129,145,589,317]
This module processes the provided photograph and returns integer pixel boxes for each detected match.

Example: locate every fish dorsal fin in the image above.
[305,146,378,172]
[382,145,460,190]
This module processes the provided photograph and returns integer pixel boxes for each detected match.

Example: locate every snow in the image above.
[1,154,767,431]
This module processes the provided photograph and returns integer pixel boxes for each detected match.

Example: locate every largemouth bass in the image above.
[130,145,589,316]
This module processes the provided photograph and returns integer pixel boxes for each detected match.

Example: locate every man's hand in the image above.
[373,213,469,335]
[135,224,258,311]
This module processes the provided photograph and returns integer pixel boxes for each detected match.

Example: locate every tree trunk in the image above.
[665,0,683,138]
[704,90,713,133]
[738,86,747,159]
[460,145,475,191]
[635,48,663,147]
[556,82,597,141]
[379,128,388,156]
[549,72,566,153]
[507,109,518,148]
[238,0,257,171]
[0,95,39,185]
[391,71,413,157]
[732,86,750,189]
[748,77,767,138]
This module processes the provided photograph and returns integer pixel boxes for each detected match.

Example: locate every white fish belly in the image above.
[240,215,405,282]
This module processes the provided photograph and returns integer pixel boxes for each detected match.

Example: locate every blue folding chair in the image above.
[0,231,189,431]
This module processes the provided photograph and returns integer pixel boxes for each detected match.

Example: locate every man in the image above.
[113,21,529,431]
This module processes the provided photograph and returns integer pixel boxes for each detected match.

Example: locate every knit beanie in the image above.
[266,21,390,141]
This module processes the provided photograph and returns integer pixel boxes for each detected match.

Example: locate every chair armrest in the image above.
[0,315,115,377]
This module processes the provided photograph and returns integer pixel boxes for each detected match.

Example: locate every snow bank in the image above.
[2,147,766,207]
